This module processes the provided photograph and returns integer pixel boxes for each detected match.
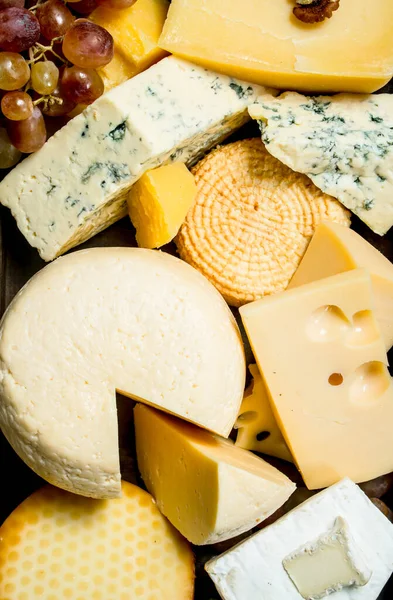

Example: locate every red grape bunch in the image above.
[0,0,137,166]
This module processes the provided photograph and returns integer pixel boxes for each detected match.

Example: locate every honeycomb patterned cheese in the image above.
[0,481,194,600]
[176,138,351,307]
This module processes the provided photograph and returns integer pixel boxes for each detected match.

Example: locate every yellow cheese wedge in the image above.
[289,222,393,350]
[0,481,194,600]
[134,403,296,545]
[159,0,393,93]
[235,364,293,463]
[240,269,393,490]
[90,0,169,90]
[128,163,197,248]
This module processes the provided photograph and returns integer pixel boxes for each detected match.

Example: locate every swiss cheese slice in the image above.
[289,221,393,350]
[134,403,295,545]
[0,248,245,499]
[159,0,393,93]
[240,269,393,490]
[0,481,195,600]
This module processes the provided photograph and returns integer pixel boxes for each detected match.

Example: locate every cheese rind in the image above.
[289,221,393,349]
[0,248,245,498]
[0,56,265,261]
[240,269,393,490]
[206,479,393,600]
[159,0,393,93]
[134,404,295,545]
[250,92,393,235]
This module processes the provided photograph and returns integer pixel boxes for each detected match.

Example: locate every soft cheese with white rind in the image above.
[206,479,393,600]
[0,56,265,261]
[249,93,393,235]
[0,248,245,499]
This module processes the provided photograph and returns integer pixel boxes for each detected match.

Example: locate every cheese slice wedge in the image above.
[0,56,265,261]
[240,269,393,490]
[0,248,245,499]
[159,0,393,93]
[134,403,295,545]
[289,221,393,350]
[0,481,195,600]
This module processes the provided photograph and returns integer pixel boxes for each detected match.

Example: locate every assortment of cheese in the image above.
[1,1,393,599]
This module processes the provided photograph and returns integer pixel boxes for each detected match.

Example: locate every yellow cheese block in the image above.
[235,364,293,463]
[90,0,169,90]
[289,222,393,350]
[159,0,393,93]
[134,403,296,545]
[0,481,194,600]
[128,163,197,248]
[240,269,393,490]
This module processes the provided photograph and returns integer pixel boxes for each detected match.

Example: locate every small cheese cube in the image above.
[90,0,169,90]
[240,269,393,490]
[0,481,195,600]
[289,221,393,350]
[206,479,393,600]
[235,364,293,462]
[128,163,197,248]
[159,0,393,93]
[134,403,295,545]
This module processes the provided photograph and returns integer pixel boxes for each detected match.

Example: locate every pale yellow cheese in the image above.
[289,221,393,350]
[235,364,293,463]
[240,269,393,490]
[128,163,197,248]
[90,0,169,90]
[134,404,296,545]
[159,0,393,93]
[0,481,195,600]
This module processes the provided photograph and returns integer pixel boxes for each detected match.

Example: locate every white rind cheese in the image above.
[206,479,393,600]
[0,248,246,498]
[0,57,266,261]
[249,92,393,235]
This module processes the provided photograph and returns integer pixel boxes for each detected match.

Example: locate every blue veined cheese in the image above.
[0,57,267,261]
[206,479,393,600]
[249,92,393,236]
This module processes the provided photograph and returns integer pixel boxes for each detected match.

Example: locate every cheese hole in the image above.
[328,373,344,386]
[347,310,379,347]
[236,410,258,425]
[307,305,350,342]
[256,430,270,441]
[349,361,390,406]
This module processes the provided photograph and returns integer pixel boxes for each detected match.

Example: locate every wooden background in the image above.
[1,106,393,597]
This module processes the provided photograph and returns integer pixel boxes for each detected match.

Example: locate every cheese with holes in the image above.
[134,404,295,545]
[0,56,264,262]
[206,479,393,600]
[249,92,393,235]
[0,248,245,498]
[235,364,292,462]
[128,163,197,248]
[159,0,393,93]
[90,0,169,90]
[289,221,393,350]
[240,269,393,490]
[0,481,195,600]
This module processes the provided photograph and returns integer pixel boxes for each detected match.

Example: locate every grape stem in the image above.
[34,95,63,110]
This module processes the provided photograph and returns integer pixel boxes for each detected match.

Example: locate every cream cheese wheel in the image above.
[0,248,245,498]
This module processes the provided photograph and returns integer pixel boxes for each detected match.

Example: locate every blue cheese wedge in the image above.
[0,57,266,261]
[249,92,393,236]
[206,478,393,600]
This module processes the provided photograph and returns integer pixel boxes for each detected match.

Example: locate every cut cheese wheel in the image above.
[289,221,393,350]
[0,248,245,499]
[134,403,296,545]
[0,481,195,600]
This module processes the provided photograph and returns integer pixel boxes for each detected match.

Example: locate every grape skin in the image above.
[0,126,21,167]
[62,20,113,69]
[31,60,59,95]
[36,0,74,41]
[61,65,104,104]
[6,104,46,152]
[41,83,76,116]
[96,0,136,7]
[0,52,30,90]
[1,90,33,120]
[0,0,25,8]
[0,7,40,52]
[70,0,98,15]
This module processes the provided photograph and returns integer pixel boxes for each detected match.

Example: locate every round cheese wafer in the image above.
[176,138,351,306]
[0,481,194,600]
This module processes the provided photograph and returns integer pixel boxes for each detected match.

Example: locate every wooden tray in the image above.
[2,97,393,598]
